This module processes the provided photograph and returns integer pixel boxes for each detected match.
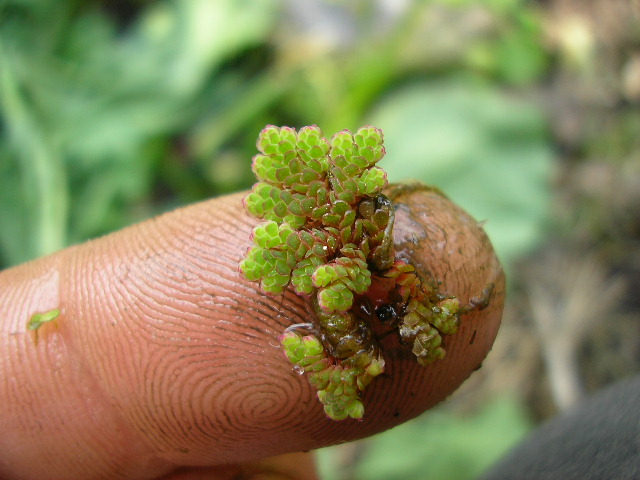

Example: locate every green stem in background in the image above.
[240,125,461,420]
[0,46,68,261]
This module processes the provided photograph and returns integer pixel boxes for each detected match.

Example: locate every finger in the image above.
[158,452,317,480]
[0,185,504,480]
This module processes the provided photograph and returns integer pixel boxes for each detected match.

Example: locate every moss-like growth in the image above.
[240,125,461,420]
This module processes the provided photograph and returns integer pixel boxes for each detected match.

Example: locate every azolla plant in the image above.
[240,125,461,420]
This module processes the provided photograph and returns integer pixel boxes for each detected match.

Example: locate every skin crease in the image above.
[0,185,504,480]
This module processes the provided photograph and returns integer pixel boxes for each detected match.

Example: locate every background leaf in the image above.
[370,78,553,266]
[318,396,531,480]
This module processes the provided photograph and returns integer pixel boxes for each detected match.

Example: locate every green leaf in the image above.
[240,246,273,281]
[357,166,387,196]
[370,78,552,268]
[252,221,280,248]
[260,271,290,295]
[318,396,531,480]
[330,130,355,159]
[355,396,531,480]
[317,282,354,312]
[27,309,61,331]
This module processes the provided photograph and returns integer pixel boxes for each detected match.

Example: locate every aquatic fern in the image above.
[240,125,463,420]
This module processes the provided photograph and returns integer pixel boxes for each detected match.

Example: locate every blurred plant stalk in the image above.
[0,46,68,258]
[528,253,626,411]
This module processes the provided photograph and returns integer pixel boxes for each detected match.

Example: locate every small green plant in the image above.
[27,308,60,345]
[240,125,462,420]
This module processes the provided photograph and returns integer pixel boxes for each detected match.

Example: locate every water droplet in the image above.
[284,322,315,333]
[293,365,305,375]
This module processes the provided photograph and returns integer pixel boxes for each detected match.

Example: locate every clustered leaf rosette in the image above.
[383,261,461,365]
[240,125,387,310]
[240,125,462,421]
[279,331,384,420]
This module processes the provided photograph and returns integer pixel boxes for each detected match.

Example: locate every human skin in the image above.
[0,185,504,480]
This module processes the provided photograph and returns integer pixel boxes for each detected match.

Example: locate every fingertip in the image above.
[0,185,503,479]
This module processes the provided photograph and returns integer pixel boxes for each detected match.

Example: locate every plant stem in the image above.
[0,46,68,261]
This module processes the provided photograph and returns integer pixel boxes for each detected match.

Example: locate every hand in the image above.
[0,187,504,480]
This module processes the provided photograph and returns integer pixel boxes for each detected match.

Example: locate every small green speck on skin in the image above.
[27,308,60,345]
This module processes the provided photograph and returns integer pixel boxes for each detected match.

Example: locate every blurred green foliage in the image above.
[372,78,551,265]
[318,396,531,480]
[0,0,551,269]
[1,0,553,478]
[0,0,278,265]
